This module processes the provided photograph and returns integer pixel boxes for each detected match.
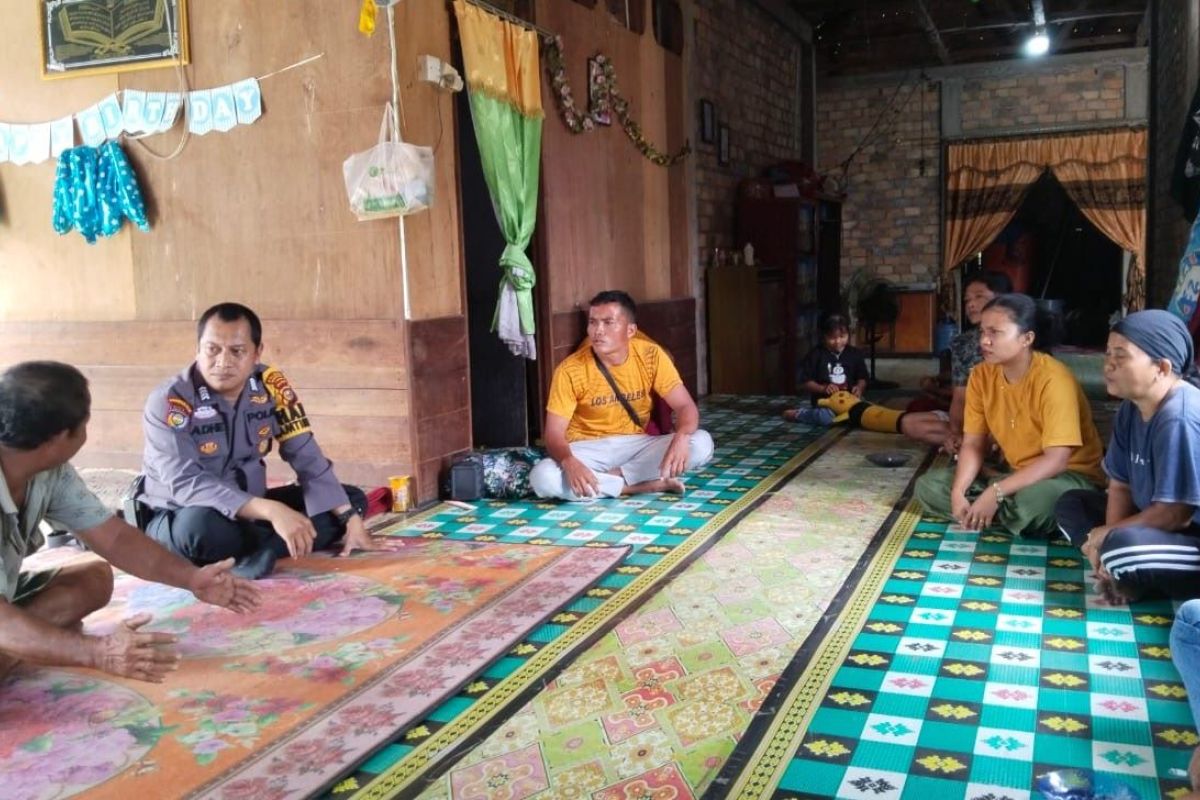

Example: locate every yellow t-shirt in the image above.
[547,334,683,441]
[964,350,1105,485]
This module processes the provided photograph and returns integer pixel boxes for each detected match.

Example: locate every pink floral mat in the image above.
[1,539,627,800]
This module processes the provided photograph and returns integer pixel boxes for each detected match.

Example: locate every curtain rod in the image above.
[463,0,556,39]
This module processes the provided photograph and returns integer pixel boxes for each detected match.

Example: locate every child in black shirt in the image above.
[783,312,869,425]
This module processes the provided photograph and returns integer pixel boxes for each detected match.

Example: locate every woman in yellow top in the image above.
[914,293,1105,538]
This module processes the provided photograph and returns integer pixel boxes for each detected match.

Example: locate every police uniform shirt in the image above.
[139,363,349,518]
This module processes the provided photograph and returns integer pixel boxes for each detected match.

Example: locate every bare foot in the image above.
[781,408,801,422]
[662,478,685,495]
[1093,575,1131,606]
[622,478,686,496]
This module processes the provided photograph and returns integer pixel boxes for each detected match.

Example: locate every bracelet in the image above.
[991,482,1007,504]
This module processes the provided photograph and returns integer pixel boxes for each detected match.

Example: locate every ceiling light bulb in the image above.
[1025,32,1050,56]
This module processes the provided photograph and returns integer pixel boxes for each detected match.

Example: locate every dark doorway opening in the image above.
[453,41,538,448]
[980,171,1123,348]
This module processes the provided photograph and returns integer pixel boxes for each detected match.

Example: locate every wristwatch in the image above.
[335,507,359,527]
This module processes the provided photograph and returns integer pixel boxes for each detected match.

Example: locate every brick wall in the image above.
[817,81,940,285]
[959,66,1126,133]
[691,0,805,260]
[818,56,1143,289]
[1148,0,1199,308]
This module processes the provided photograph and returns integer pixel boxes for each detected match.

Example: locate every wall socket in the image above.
[417,55,443,84]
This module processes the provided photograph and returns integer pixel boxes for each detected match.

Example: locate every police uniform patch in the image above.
[194,405,218,420]
[250,394,270,405]
[258,440,270,454]
[262,366,311,443]
[258,425,272,438]
[199,441,219,455]
[166,397,191,429]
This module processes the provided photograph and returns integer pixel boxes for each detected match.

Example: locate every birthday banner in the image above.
[0,77,262,165]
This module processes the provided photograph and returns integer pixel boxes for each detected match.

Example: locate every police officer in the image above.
[138,302,371,578]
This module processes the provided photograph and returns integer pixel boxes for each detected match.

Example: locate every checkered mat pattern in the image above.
[722,516,1196,800]
[327,396,838,799]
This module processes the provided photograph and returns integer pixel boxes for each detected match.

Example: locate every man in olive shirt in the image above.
[0,362,260,685]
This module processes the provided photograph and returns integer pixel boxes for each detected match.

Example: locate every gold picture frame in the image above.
[40,0,189,80]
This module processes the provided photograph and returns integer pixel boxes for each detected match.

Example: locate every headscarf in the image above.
[1112,309,1196,375]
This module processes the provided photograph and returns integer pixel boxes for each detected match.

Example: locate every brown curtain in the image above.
[944,128,1148,310]
[1048,130,1147,311]
[944,141,1044,275]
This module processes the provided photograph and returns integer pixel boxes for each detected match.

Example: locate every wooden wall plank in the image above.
[664,53,691,298]
[639,33,672,301]
[121,1,402,321]
[394,0,463,321]
[0,2,134,322]
[538,0,646,313]
[0,318,410,485]
[534,0,693,388]
[0,320,405,369]
[409,315,471,502]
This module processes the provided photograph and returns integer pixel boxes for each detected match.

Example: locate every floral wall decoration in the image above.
[543,36,689,167]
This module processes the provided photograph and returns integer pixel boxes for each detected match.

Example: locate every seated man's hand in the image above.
[90,612,179,683]
[340,513,378,556]
[189,558,262,613]
[941,433,963,456]
[266,501,317,558]
[659,432,690,479]
[562,456,600,498]
[824,383,838,396]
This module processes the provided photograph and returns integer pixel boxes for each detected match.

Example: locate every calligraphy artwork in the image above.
[42,0,189,79]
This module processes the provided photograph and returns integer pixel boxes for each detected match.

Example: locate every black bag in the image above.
[449,460,485,501]
[443,447,545,500]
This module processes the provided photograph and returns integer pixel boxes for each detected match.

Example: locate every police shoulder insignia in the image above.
[262,366,299,406]
[166,396,192,429]
[262,366,311,443]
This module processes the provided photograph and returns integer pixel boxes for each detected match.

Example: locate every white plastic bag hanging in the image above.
[343,102,434,220]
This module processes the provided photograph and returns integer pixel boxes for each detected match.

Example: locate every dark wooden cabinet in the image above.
[708,182,841,395]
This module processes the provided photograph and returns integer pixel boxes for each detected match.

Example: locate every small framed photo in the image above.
[699,99,715,144]
[588,57,612,126]
[718,125,730,165]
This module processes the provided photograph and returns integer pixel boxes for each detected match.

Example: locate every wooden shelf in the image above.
[706,182,841,395]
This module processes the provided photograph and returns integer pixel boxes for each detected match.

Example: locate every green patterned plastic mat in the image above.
[328,396,840,799]
[720,514,1195,800]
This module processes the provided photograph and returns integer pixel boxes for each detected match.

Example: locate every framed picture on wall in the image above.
[699,99,715,144]
[41,0,190,80]
[718,125,730,165]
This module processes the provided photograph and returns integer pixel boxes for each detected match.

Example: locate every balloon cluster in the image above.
[52,141,150,244]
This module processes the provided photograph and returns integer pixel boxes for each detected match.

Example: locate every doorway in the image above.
[453,41,540,448]
[980,171,1123,348]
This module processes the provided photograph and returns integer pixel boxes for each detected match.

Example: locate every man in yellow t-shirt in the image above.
[529,291,714,500]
